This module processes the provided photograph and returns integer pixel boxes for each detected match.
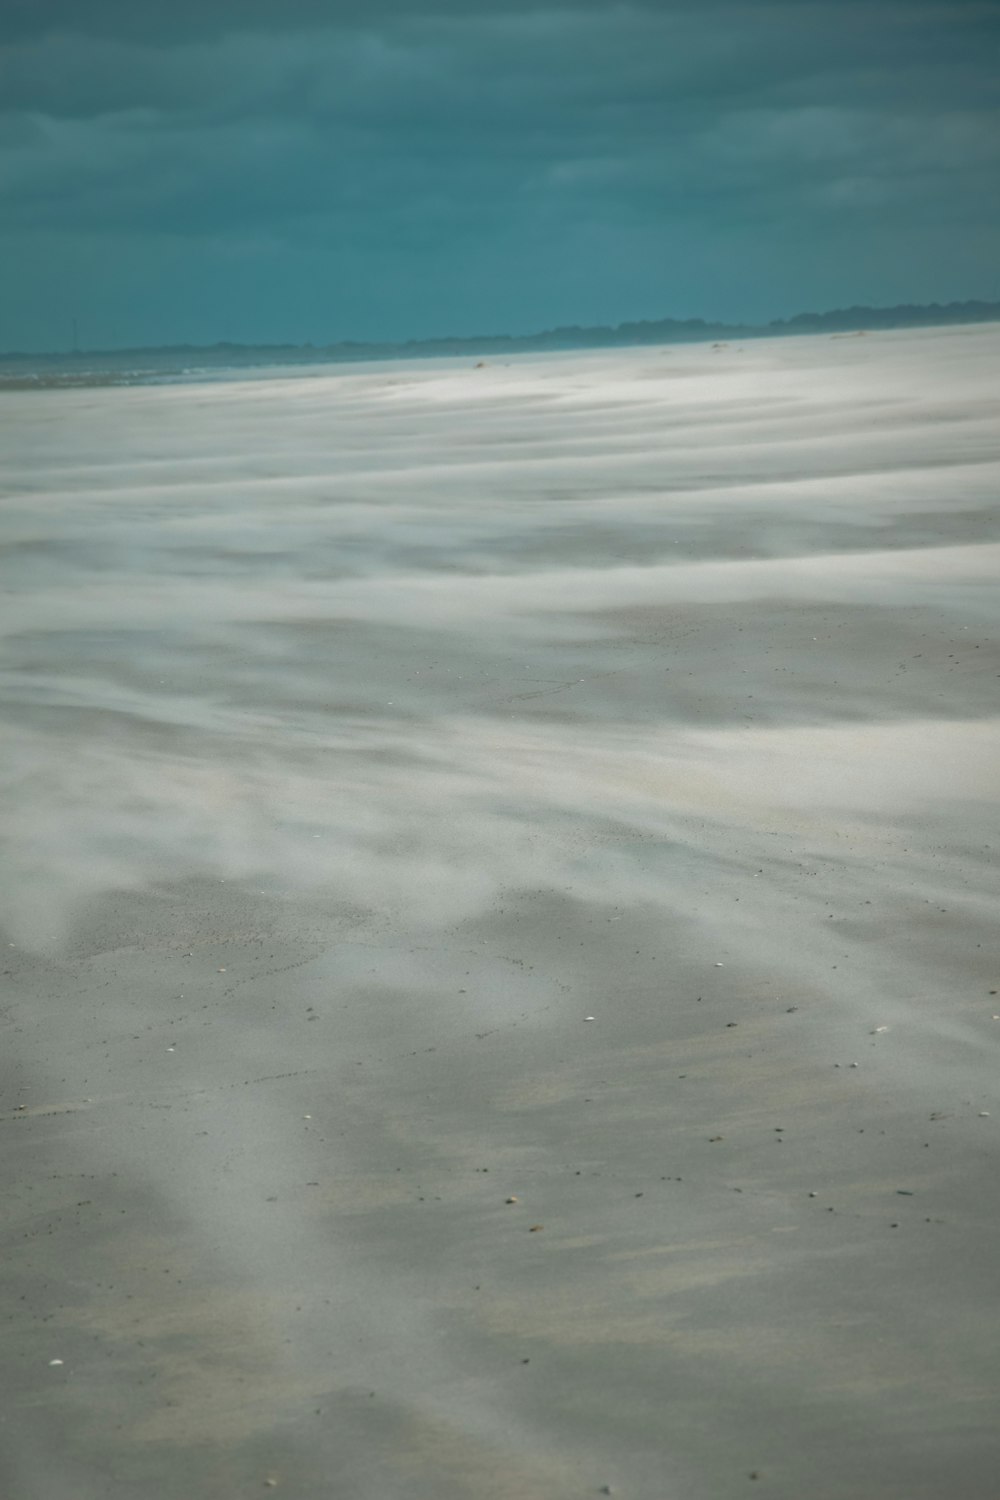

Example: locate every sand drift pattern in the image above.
[2,328,998,950]
[2,327,1000,1500]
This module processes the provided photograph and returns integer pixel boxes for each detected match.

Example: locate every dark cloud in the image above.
[1,1,998,349]
[1,0,656,45]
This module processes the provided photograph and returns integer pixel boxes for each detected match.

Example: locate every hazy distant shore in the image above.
[1,325,998,1499]
[2,298,998,389]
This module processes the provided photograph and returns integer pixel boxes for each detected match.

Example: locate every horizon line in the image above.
[3,296,999,362]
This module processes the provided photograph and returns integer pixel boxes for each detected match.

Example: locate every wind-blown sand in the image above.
[1,325,998,1499]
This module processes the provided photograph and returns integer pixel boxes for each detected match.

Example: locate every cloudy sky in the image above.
[1,0,999,351]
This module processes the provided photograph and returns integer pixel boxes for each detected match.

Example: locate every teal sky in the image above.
[2,0,999,351]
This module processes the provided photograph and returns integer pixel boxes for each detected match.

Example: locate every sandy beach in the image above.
[1,324,998,1499]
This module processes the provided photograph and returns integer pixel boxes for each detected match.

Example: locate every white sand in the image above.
[1,324,998,1499]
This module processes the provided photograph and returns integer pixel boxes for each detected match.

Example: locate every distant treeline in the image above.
[2,300,998,377]
[766,300,1000,333]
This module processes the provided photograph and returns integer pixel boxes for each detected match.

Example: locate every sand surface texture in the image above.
[1,326,998,1499]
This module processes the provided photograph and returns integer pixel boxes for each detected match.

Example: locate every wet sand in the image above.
[1,325,998,1498]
